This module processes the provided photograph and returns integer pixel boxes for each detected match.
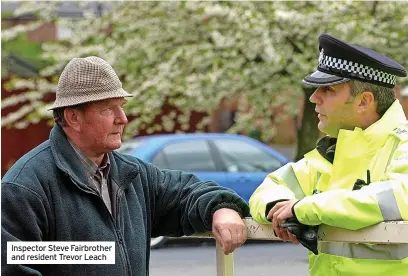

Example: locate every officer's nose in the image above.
[309,87,324,105]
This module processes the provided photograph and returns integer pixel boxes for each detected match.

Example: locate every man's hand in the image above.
[267,199,299,244]
[212,208,247,255]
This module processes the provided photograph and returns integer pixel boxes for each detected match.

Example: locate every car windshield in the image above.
[117,139,146,154]
[212,139,283,172]
[221,151,270,171]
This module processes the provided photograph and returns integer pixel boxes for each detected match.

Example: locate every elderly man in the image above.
[2,56,249,276]
[250,34,408,275]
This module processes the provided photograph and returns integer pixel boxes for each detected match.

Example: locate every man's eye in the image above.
[101,108,113,115]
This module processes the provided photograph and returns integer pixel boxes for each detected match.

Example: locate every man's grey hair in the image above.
[349,80,395,117]
[53,103,89,127]
[53,107,67,127]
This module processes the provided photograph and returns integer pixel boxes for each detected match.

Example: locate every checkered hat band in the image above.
[319,53,397,85]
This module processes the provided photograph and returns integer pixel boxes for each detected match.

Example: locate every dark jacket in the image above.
[2,125,249,276]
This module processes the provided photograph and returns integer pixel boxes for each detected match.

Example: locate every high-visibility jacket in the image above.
[250,100,408,276]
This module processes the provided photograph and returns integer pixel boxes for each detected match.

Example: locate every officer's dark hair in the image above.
[349,80,395,117]
[53,103,89,127]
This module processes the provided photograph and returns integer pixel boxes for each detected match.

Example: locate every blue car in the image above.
[118,133,290,248]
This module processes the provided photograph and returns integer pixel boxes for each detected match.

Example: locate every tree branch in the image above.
[371,1,378,16]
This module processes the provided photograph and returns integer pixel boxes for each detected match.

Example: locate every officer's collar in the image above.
[364,100,406,134]
[316,137,337,164]
[315,100,406,163]
[356,100,406,148]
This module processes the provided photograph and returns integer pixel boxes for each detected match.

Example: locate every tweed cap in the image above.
[49,56,132,110]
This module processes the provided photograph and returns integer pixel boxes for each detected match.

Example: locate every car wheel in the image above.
[151,236,168,249]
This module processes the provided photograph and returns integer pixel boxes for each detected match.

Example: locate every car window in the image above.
[212,139,282,172]
[151,151,169,169]
[117,140,146,154]
[154,140,217,171]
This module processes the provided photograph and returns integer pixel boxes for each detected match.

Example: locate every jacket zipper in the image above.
[115,188,131,276]
[68,175,130,276]
[115,228,129,276]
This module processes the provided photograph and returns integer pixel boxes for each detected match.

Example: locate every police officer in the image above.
[249,34,408,275]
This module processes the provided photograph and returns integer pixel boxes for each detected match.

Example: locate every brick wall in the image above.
[26,22,57,42]
[2,19,57,42]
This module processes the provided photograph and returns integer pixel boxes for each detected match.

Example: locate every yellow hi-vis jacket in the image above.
[250,100,408,276]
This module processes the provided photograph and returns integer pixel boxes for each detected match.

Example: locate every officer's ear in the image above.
[356,91,376,114]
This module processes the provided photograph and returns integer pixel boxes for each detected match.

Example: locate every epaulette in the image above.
[393,122,408,141]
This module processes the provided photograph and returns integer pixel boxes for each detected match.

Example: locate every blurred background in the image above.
[2,1,408,175]
[2,2,408,275]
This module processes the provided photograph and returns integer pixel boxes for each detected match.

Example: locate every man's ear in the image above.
[357,91,375,114]
[64,108,82,132]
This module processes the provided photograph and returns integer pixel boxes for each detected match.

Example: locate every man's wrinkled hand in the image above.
[212,208,247,255]
[267,199,299,245]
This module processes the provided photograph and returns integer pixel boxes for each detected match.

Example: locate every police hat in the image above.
[303,34,407,88]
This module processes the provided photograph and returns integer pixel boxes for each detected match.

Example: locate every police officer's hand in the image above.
[267,199,299,245]
[212,208,247,255]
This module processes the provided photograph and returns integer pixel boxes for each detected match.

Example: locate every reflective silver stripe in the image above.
[363,181,403,221]
[377,189,403,221]
[275,164,305,199]
[316,171,321,192]
[385,139,400,171]
[320,242,408,260]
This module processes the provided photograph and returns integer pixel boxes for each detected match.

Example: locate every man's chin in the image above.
[319,127,339,138]
[317,123,326,133]
[318,124,335,137]
[107,141,122,151]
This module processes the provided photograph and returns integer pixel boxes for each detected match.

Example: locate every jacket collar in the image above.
[305,100,406,173]
[50,124,139,189]
[351,99,407,149]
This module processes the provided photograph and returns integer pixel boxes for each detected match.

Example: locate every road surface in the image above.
[150,240,309,276]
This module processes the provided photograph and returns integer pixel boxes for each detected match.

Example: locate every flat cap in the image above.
[303,34,407,88]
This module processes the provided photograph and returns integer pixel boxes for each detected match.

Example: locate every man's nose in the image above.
[115,108,128,125]
[309,87,323,105]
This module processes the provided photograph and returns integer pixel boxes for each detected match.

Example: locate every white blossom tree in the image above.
[2,1,408,159]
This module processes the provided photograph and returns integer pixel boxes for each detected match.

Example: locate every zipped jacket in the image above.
[2,125,249,276]
[250,100,408,276]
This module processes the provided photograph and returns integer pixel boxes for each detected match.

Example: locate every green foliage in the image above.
[2,1,408,142]
[1,11,14,19]
[2,33,44,67]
